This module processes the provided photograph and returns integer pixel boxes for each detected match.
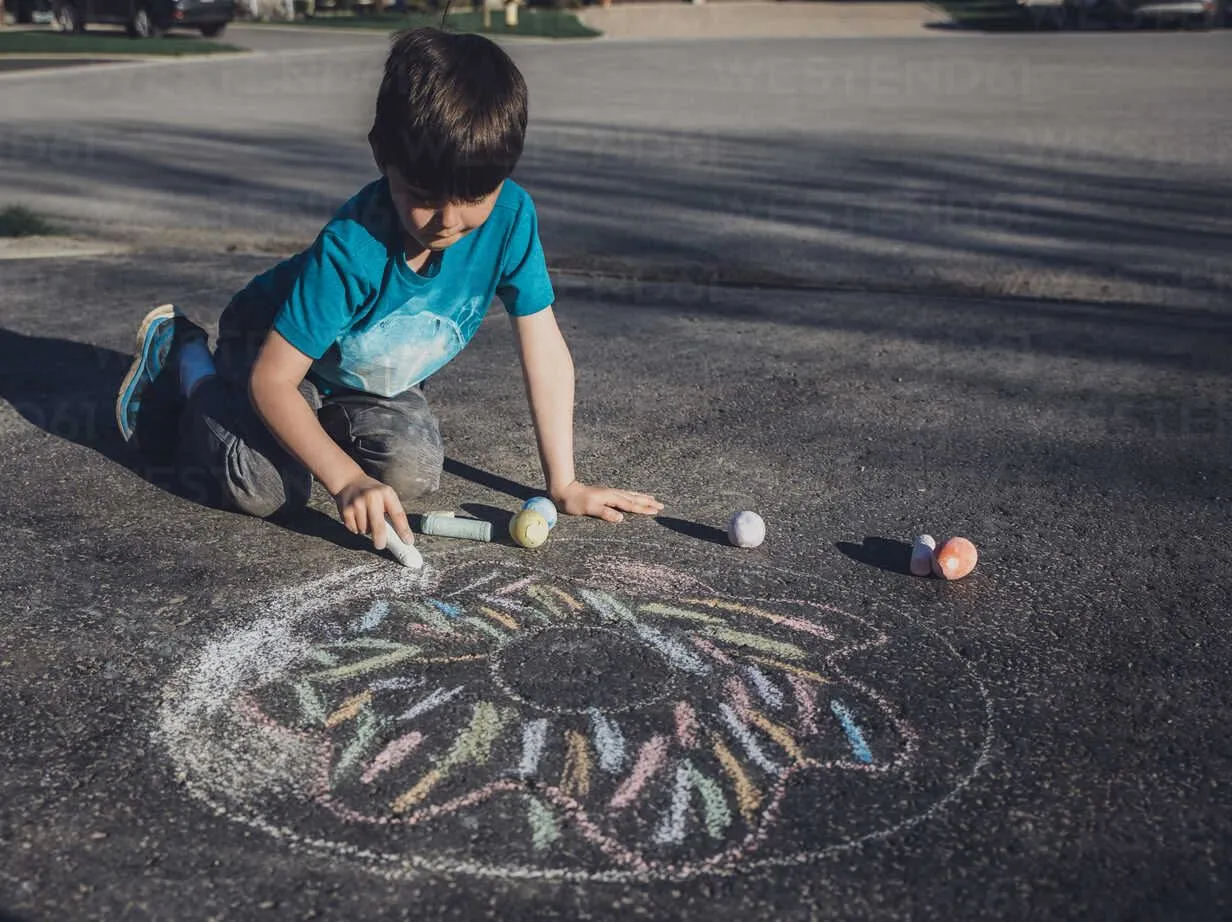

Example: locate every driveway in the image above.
[576,1,946,40]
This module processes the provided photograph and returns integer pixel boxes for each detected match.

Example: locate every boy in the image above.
[115,27,662,551]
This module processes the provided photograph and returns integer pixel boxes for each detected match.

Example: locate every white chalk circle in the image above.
[157,543,992,882]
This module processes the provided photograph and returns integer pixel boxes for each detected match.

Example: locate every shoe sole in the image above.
[115,303,178,441]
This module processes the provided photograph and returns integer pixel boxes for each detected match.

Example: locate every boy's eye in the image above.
[396,182,430,201]
[406,193,487,210]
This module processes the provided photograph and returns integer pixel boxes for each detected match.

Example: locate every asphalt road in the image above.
[1,27,1231,922]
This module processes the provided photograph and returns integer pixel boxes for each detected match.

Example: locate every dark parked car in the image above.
[949,0,1223,27]
[50,0,235,37]
[1097,0,1220,27]
[9,0,53,22]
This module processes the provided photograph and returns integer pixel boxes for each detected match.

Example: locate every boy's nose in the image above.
[438,204,462,231]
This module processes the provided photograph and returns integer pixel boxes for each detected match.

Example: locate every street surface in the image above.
[1,22,1230,922]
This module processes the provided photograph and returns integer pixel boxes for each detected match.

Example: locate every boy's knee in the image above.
[321,398,444,502]
[222,444,312,519]
[365,427,444,502]
[227,481,309,519]
[179,373,314,518]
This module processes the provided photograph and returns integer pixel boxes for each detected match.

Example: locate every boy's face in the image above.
[381,162,502,254]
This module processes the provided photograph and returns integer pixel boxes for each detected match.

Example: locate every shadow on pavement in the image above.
[835,536,914,574]
[3,118,1231,315]
[445,457,537,502]
[0,326,145,471]
[522,121,1232,317]
[270,503,372,552]
[656,515,729,545]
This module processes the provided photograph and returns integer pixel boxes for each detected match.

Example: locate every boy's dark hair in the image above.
[371,28,528,203]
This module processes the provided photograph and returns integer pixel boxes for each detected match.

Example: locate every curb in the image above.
[0,236,132,261]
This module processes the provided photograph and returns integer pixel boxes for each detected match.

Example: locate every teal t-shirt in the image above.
[245,177,555,397]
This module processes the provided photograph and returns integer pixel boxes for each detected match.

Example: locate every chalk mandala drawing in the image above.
[158,544,993,882]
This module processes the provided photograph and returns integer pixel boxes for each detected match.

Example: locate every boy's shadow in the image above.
[835,536,913,575]
[0,327,539,551]
[0,327,145,474]
[0,327,341,541]
[444,458,537,504]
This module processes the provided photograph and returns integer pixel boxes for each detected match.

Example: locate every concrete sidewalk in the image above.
[576,1,949,40]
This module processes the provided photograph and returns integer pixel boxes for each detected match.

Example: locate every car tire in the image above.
[128,6,164,36]
[51,0,85,32]
[199,22,227,36]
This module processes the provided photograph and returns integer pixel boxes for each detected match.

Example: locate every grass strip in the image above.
[0,205,60,238]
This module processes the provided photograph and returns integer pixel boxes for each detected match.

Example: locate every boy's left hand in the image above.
[552,480,663,523]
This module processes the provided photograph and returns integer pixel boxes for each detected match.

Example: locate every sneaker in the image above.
[115,304,207,457]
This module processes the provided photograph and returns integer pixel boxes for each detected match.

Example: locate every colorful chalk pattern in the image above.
[210,557,921,877]
[157,550,999,884]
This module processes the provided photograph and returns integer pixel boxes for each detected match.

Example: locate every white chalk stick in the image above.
[376,518,423,569]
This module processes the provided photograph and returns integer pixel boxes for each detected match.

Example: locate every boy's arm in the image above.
[249,330,412,548]
[511,307,662,522]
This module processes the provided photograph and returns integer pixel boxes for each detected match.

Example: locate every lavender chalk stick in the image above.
[909,534,936,577]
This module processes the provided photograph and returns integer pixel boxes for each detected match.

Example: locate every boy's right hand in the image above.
[333,475,413,550]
